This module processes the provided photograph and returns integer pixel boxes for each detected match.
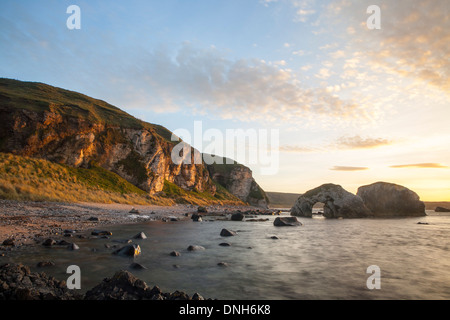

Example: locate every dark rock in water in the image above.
[357,182,426,217]
[0,263,81,300]
[91,230,112,236]
[56,240,71,246]
[129,208,140,214]
[42,239,56,247]
[291,184,371,219]
[63,233,73,238]
[63,229,76,234]
[187,245,205,252]
[231,212,244,221]
[36,261,55,268]
[191,213,203,222]
[435,207,450,213]
[173,264,181,269]
[68,243,80,251]
[217,262,228,267]
[219,243,231,247]
[417,222,429,225]
[274,217,303,227]
[88,217,99,221]
[112,245,141,257]
[220,229,237,237]
[2,239,15,246]
[129,263,147,270]
[170,251,181,257]
[270,236,280,240]
[197,206,208,213]
[132,232,147,240]
[247,218,270,222]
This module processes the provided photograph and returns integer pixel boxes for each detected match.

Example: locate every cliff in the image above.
[0,78,267,207]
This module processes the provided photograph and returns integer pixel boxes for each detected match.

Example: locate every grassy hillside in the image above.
[0,152,244,206]
[0,78,174,143]
[266,191,301,208]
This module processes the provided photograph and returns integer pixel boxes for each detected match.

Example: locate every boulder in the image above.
[91,230,112,236]
[291,184,370,219]
[129,208,140,214]
[133,232,147,240]
[274,217,303,227]
[112,245,142,257]
[357,182,426,217]
[187,245,205,251]
[220,229,237,237]
[170,251,181,257]
[197,206,208,213]
[230,212,244,221]
[2,239,15,246]
[435,207,450,213]
[67,243,80,251]
[42,239,56,247]
[191,214,203,222]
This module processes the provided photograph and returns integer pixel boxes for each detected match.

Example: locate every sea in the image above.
[4,210,450,300]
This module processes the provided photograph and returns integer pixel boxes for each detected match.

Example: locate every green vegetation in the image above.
[116,151,148,185]
[0,78,173,142]
[0,152,171,205]
[162,180,244,206]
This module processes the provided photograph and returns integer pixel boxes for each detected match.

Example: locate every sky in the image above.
[0,0,449,200]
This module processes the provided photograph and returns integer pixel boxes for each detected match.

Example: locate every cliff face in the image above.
[0,105,214,195]
[0,78,267,206]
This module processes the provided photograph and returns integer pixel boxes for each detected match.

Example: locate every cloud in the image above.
[330,166,369,171]
[390,163,448,169]
[335,135,394,149]
[279,145,320,153]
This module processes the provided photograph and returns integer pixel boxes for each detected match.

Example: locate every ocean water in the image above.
[4,211,450,300]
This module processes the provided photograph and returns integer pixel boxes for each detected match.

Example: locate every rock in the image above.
[2,239,15,246]
[42,239,56,247]
[191,214,203,222]
[0,263,80,300]
[187,245,205,252]
[169,290,190,300]
[435,207,450,213]
[220,229,237,237]
[231,212,244,221]
[91,230,112,236]
[247,218,270,222]
[132,232,147,240]
[56,240,71,246]
[68,243,80,250]
[274,217,303,227]
[192,293,204,300]
[170,251,181,257]
[417,222,429,225]
[357,182,426,217]
[291,184,371,219]
[112,245,142,257]
[129,208,140,214]
[129,263,147,270]
[63,229,76,234]
[217,262,228,267]
[36,261,55,268]
[88,217,99,221]
[197,206,208,213]
[219,243,231,247]
[270,236,280,240]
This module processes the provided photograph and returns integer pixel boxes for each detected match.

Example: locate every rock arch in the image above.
[290,184,370,219]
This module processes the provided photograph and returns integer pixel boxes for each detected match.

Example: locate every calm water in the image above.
[4,211,450,300]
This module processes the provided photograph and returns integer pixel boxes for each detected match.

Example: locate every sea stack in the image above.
[357,182,426,217]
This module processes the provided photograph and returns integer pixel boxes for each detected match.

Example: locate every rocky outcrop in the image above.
[0,263,81,300]
[0,78,268,206]
[357,182,426,217]
[208,161,269,208]
[435,207,450,213]
[290,184,371,219]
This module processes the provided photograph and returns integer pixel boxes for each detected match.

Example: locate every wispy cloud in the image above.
[330,166,369,171]
[279,145,320,153]
[390,163,448,169]
[335,135,394,150]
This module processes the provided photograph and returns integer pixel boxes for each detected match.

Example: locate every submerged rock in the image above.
[187,245,205,252]
[129,263,147,270]
[231,212,244,221]
[112,245,141,257]
[291,184,370,219]
[170,251,181,257]
[220,229,237,237]
[274,217,303,227]
[67,243,80,251]
[357,182,426,217]
[132,232,147,240]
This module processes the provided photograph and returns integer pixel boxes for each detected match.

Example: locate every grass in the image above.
[0,152,172,205]
[0,78,174,143]
[0,152,245,206]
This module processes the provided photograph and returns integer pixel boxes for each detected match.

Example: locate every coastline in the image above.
[0,200,268,248]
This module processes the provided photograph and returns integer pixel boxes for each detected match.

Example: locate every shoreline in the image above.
[0,199,273,248]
